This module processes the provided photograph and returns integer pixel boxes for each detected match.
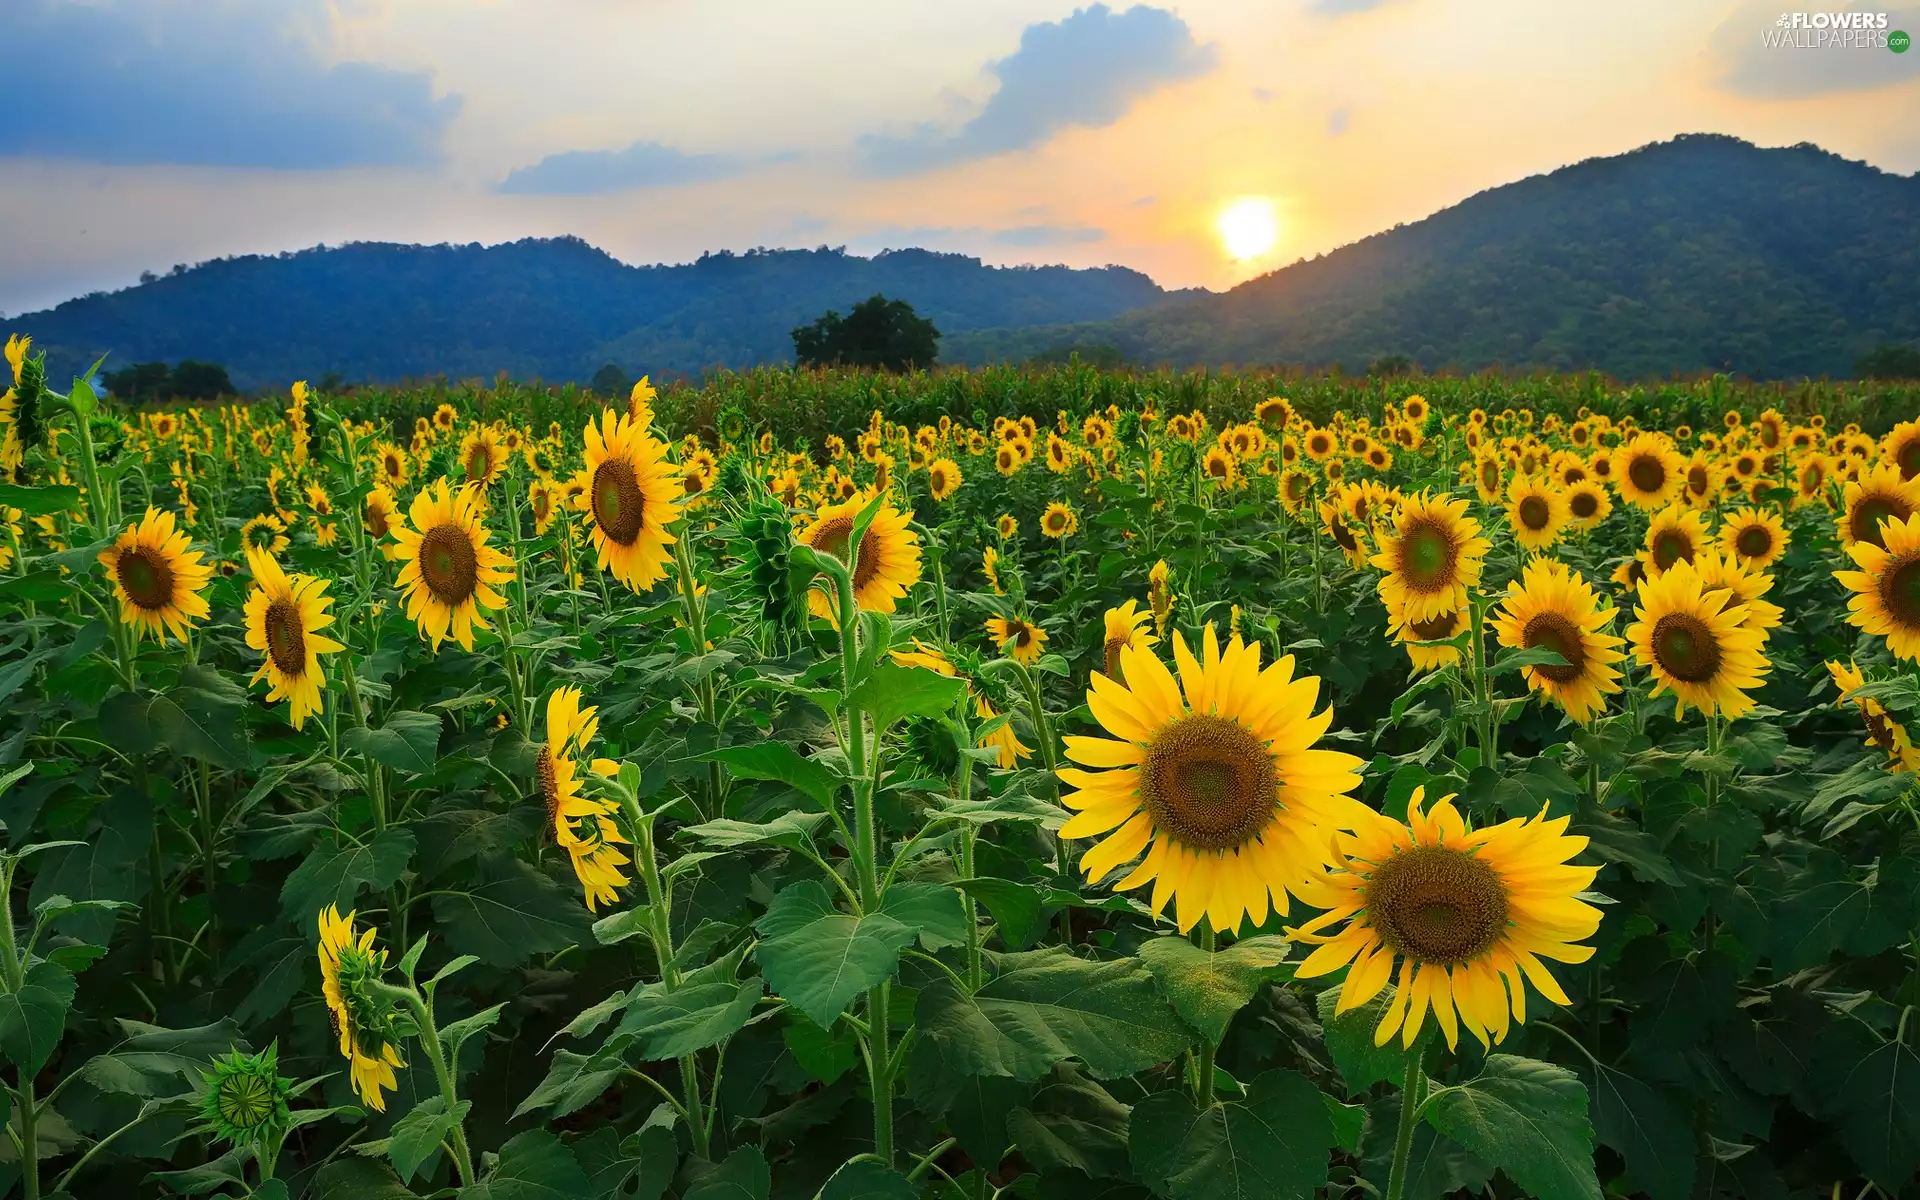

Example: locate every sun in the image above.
[1217,197,1278,262]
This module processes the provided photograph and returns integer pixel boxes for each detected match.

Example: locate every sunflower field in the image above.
[1,332,1919,1200]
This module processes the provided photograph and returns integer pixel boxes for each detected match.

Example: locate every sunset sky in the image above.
[2,0,1916,316]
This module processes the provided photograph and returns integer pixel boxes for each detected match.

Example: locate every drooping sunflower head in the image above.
[928,457,962,501]
[1642,504,1708,576]
[1371,492,1489,623]
[1504,474,1567,551]
[581,408,681,592]
[1101,598,1157,683]
[1490,557,1626,724]
[1059,625,1366,936]
[1615,432,1684,509]
[1320,499,1371,569]
[1291,786,1600,1050]
[1719,505,1787,568]
[1627,557,1772,720]
[1835,511,1920,664]
[1837,464,1920,551]
[986,614,1048,665]
[1826,659,1920,773]
[799,495,923,619]
[315,907,407,1112]
[98,507,214,643]
[390,478,516,652]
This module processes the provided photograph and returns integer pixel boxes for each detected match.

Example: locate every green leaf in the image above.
[845,661,967,731]
[614,976,761,1061]
[1423,1054,1601,1200]
[1316,985,1424,1094]
[699,743,842,810]
[1325,1096,1365,1154]
[149,665,253,768]
[432,857,594,968]
[956,877,1046,950]
[783,1011,858,1085]
[511,1048,622,1121]
[344,710,444,776]
[573,1122,676,1200]
[754,880,915,1027]
[460,1130,590,1200]
[1006,1063,1132,1179]
[151,1146,253,1195]
[915,946,1196,1081]
[683,1145,770,1200]
[1358,1093,1490,1200]
[1810,1032,1920,1190]
[314,1157,421,1200]
[29,785,153,946]
[1587,1065,1694,1200]
[879,881,972,951]
[1491,645,1571,675]
[1137,934,1291,1043]
[817,1159,917,1200]
[0,483,82,515]
[0,960,76,1076]
[278,828,416,921]
[75,1018,248,1099]
[1130,1069,1336,1200]
[0,570,71,604]
[681,811,828,850]
[1572,803,1679,885]
[389,1095,471,1182]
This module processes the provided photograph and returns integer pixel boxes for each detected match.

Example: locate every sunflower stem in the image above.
[1383,1049,1424,1200]
[1194,922,1218,1108]
[401,988,477,1188]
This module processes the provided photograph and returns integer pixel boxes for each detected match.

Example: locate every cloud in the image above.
[1711,4,1920,98]
[1327,107,1350,135]
[991,224,1108,246]
[498,142,746,195]
[860,4,1216,174]
[1310,0,1396,13]
[0,0,460,168]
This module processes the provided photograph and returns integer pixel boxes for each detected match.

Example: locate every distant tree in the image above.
[1025,344,1128,370]
[101,362,174,404]
[792,294,939,372]
[1368,353,1414,377]
[590,363,630,397]
[318,371,346,393]
[169,361,235,400]
[1857,342,1920,380]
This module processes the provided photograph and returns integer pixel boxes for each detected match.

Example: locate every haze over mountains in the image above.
[12,134,1918,388]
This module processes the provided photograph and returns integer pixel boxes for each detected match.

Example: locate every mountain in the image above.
[13,240,1204,389]
[945,135,1920,380]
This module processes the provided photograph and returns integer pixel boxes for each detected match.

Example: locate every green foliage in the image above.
[792,294,941,372]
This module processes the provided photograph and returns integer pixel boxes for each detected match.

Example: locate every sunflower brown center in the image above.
[1329,516,1358,552]
[465,446,491,481]
[1735,525,1772,559]
[1139,714,1277,851]
[117,546,175,611]
[1627,454,1665,494]
[1651,612,1722,683]
[1104,637,1127,682]
[263,597,307,676]
[1687,466,1709,495]
[1365,844,1509,966]
[1523,611,1587,683]
[1398,520,1457,590]
[536,744,559,820]
[1880,556,1920,628]
[1569,491,1598,520]
[364,502,391,539]
[1518,496,1551,531]
[1651,530,1693,572]
[1408,611,1461,640]
[419,523,479,605]
[592,459,646,545]
[810,517,881,589]
[1899,438,1920,480]
[1851,496,1910,549]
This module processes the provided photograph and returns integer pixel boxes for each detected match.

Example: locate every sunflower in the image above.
[316,907,407,1113]
[1562,480,1610,533]
[1643,505,1707,576]
[1041,501,1078,538]
[1255,397,1294,428]
[1304,428,1336,462]
[977,695,1032,768]
[390,478,515,652]
[1794,454,1834,508]
[1321,500,1371,569]
[1680,452,1722,510]
[997,513,1018,540]
[1278,468,1314,515]
[994,442,1025,476]
[1884,420,1920,481]
[1324,458,1347,485]
[581,409,681,593]
[243,546,344,729]
[538,686,632,911]
[798,495,922,619]
[1837,465,1920,550]
[359,487,399,545]
[98,507,213,643]
[1626,558,1771,720]
[431,403,457,433]
[1290,787,1601,1051]
[981,545,1004,594]
[1469,453,1504,505]
[1827,660,1920,773]
[1148,560,1175,635]
[1718,506,1787,569]
[1058,626,1366,936]
[986,614,1048,665]
[241,513,289,556]
[1504,475,1567,552]
[1101,599,1157,683]
[1614,433,1683,509]
[1835,512,1920,663]
[1490,558,1625,724]
[1385,596,1467,671]
[928,457,962,501]
[459,425,507,489]
[890,637,956,676]
[374,440,410,489]
[1372,493,1490,624]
